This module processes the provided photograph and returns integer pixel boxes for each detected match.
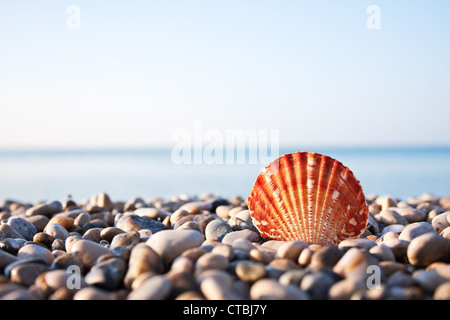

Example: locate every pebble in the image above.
[127,275,172,300]
[0,249,18,270]
[369,244,396,261]
[211,244,234,261]
[379,261,407,278]
[146,229,204,265]
[407,233,450,267]
[33,232,55,248]
[124,243,164,289]
[195,253,228,274]
[235,260,267,282]
[0,223,25,239]
[333,247,378,282]
[276,241,308,261]
[69,239,111,268]
[380,238,410,262]
[338,238,377,250]
[73,287,115,300]
[382,224,405,234]
[73,211,90,227]
[215,205,231,220]
[84,257,126,290]
[0,238,26,255]
[176,220,203,233]
[227,216,258,232]
[221,229,259,245]
[431,211,450,233]
[178,201,212,214]
[300,270,337,300]
[44,223,70,240]
[82,227,103,243]
[376,209,409,226]
[198,270,243,300]
[48,216,74,230]
[17,243,54,265]
[115,214,166,233]
[25,201,63,217]
[232,239,256,252]
[204,219,233,241]
[134,207,170,221]
[109,231,140,258]
[441,226,450,239]
[298,247,314,266]
[34,269,87,296]
[398,221,437,241]
[23,215,49,232]
[328,278,365,300]
[50,252,84,273]
[395,207,426,223]
[250,278,309,300]
[434,281,450,300]
[413,264,450,291]
[10,262,50,286]
[6,217,37,241]
[309,246,344,269]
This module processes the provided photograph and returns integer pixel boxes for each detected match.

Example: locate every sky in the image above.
[0,1,449,149]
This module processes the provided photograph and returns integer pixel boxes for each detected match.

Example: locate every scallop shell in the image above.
[248,152,369,246]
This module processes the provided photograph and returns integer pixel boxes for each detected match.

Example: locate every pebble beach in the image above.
[1,192,450,301]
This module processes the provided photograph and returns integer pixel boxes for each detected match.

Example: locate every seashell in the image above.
[248,152,369,246]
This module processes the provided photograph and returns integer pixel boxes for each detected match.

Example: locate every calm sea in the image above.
[0,147,449,203]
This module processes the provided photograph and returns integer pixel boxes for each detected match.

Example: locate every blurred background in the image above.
[0,1,449,202]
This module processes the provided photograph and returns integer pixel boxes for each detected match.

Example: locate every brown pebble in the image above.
[181,247,207,262]
[100,227,125,243]
[276,241,308,262]
[250,278,308,300]
[310,246,344,269]
[10,263,50,286]
[434,281,450,300]
[249,248,275,264]
[24,215,49,232]
[69,239,111,268]
[298,247,313,266]
[73,287,116,300]
[211,244,234,261]
[235,261,267,283]
[48,216,74,230]
[195,253,229,275]
[82,227,103,243]
[128,275,172,300]
[328,278,365,300]
[124,242,164,289]
[198,270,243,300]
[33,232,55,248]
[407,233,450,267]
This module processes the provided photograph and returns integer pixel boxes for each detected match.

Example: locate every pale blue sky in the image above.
[1,1,449,149]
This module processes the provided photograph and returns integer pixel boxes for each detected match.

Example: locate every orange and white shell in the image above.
[248,152,369,246]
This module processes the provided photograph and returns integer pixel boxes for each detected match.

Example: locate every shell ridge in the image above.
[255,164,294,240]
[320,160,346,245]
[313,154,332,244]
[282,153,304,240]
[306,153,318,243]
[328,171,354,245]
[333,174,368,241]
[277,155,301,240]
[249,178,285,240]
[296,152,310,242]
[269,159,296,240]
